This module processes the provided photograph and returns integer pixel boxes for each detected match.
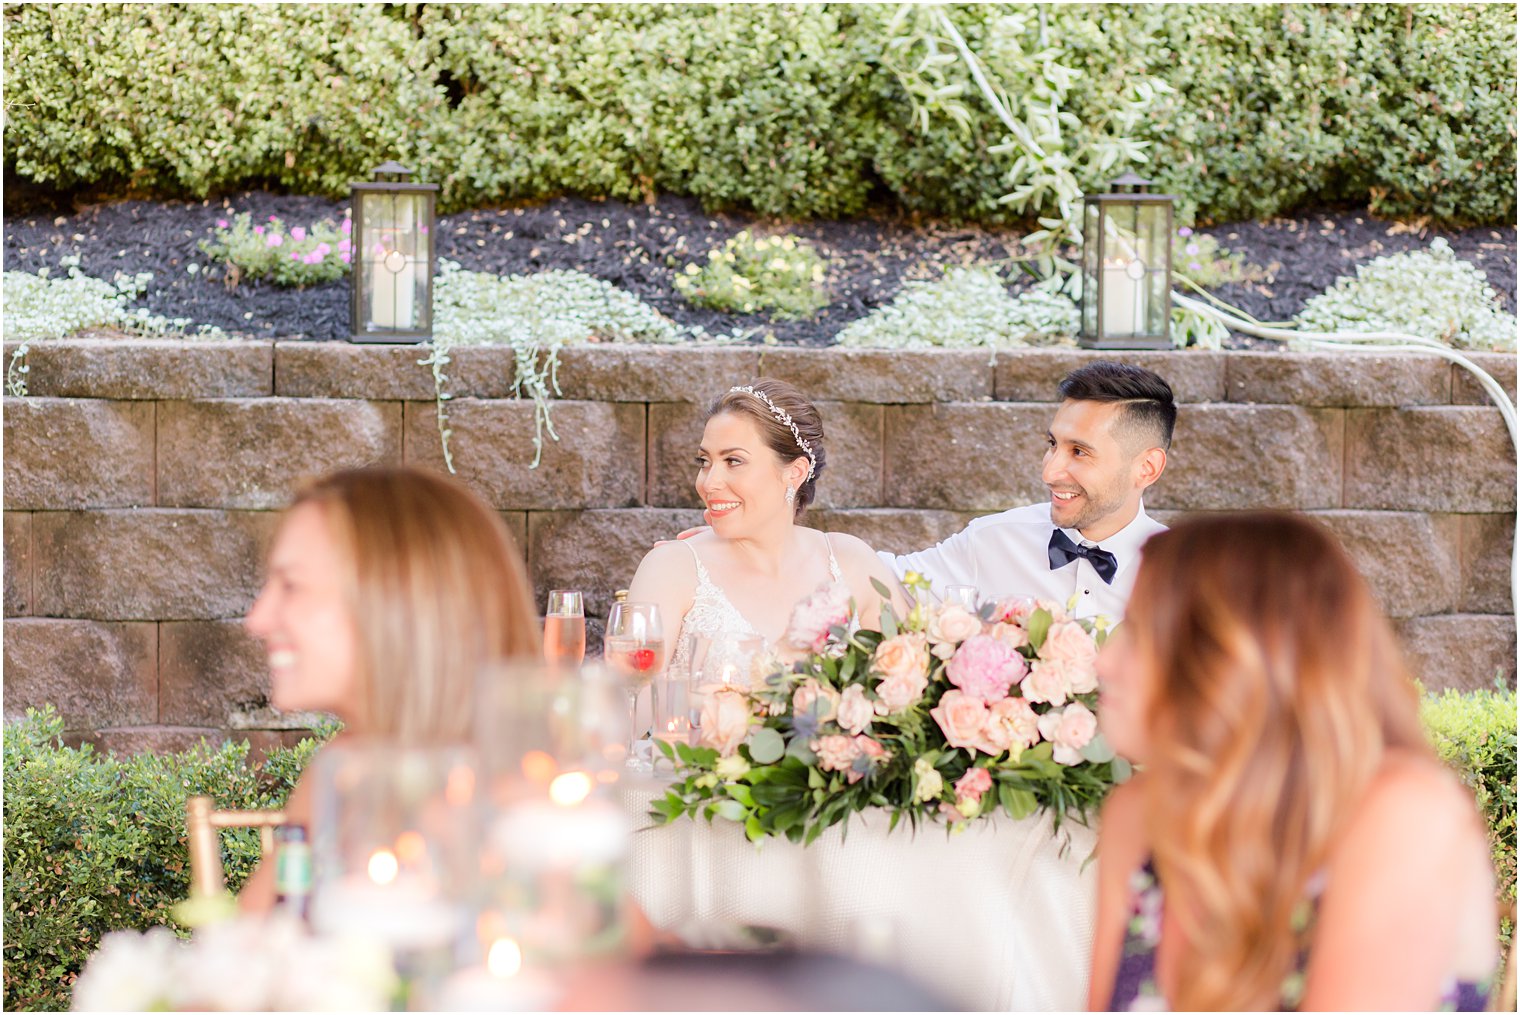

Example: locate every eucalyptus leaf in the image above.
[746,727,785,764]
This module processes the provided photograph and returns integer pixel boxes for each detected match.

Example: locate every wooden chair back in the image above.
[185,795,288,897]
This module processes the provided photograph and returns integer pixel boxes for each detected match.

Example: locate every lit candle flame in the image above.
[521,750,558,785]
[367,848,399,885]
[394,830,426,865]
[487,937,523,979]
[548,770,593,807]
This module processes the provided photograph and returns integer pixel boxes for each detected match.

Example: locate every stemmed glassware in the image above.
[603,601,665,770]
[942,585,979,610]
[542,590,586,668]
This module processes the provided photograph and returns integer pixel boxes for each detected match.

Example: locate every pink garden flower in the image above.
[814,734,860,775]
[954,766,992,803]
[266,233,283,248]
[785,581,852,653]
[215,218,228,229]
[253,225,265,235]
[341,217,352,235]
[945,634,1026,704]
[291,226,307,242]
[983,696,1041,754]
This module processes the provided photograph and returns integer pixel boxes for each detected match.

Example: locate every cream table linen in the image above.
[618,777,1099,1011]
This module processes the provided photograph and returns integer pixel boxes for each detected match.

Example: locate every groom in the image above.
[884,361,1174,620]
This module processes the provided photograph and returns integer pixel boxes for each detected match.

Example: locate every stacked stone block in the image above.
[3,340,1514,754]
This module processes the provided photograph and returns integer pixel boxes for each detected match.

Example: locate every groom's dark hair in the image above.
[1058,361,1176,451]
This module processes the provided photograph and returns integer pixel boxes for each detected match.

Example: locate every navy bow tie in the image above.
[1048,529,1118,585]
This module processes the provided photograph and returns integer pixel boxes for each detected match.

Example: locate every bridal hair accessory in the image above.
[785,485,796,507]
[729,385,817,480]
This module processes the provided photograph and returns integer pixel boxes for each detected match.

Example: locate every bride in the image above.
[627,380,906,672]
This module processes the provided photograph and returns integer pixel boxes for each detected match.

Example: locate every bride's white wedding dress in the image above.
[668,531,843,676]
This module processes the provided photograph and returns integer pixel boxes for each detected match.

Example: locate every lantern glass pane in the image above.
[358,193,426,332]
[1098,202,1147,337]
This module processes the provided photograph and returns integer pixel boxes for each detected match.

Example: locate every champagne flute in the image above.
[603,601,665,770]
[543,590,586,668]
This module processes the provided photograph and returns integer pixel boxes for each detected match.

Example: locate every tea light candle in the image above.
[370,247,415,329]
[434,965,557,1012]
[490,795,630,871]
[311,872,461,951]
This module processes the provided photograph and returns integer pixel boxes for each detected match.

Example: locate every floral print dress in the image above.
[1107,858,1493,1012]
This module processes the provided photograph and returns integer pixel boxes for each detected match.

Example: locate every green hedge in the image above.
[4,688,1515,1010]
[1,708,326,1012]
[4,4,1514,225]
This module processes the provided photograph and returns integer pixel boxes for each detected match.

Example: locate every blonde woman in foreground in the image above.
[1088,512,1499,1011]
[239,466,540,910]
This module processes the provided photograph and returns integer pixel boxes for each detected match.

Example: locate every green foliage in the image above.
[1295,238,1517,351]
[835,265,1078,349]
[674,230,828,320]
[1421,685,1517,948]
[2,708,328,1012]
[199,211,351,288]
[4,5,1512,227]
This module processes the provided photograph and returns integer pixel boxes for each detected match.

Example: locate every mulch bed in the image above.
[3,190,1514,348]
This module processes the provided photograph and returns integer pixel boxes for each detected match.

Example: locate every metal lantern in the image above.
[1079,172,1175,350]
[350,161,439,343]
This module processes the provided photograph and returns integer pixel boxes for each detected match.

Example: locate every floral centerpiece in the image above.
[652,574,1129,844]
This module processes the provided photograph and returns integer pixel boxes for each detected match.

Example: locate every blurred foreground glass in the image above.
[685,634,764,742]
[471,663,632,971]
[942,585,979,610]
[308,742,479,1001]
[543,590,586,669]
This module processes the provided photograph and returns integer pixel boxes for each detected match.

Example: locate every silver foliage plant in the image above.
[2,260,225,395]
[427,259,689,469]
[1295,239,1517,352]
[835,265,1079,350]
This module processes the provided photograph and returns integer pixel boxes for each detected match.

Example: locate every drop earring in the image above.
[785,485,796,507]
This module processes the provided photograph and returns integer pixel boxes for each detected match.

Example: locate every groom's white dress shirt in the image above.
[880,501,1167,621]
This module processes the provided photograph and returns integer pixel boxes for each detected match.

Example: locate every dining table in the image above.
[616,772,1101,1011]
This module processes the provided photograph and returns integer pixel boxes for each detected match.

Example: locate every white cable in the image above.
[1172,290,1519,619]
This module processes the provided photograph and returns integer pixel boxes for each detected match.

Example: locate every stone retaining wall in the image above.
[4,340,1515,755]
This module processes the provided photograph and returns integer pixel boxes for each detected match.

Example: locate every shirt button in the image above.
[1082,589,1090,595]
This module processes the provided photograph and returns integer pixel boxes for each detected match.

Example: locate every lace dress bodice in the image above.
[668,534,844,675]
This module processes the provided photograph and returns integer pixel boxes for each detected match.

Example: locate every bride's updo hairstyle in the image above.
[707,379,827,518]
[287,466,540,743]
[1127,511,1430,1010]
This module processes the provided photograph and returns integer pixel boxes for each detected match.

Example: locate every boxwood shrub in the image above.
[3,4,1513,226]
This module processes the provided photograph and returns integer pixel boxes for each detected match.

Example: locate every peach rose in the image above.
[850,735,889,784]
[1037,701,1098,765]
[786,581,853,653]
[837,684,874,736]
[792,679,839,723]
[928,604,982,646]
[873,632,929,683]
[1043,622,1099,693]
[930,690,990,752]
[700,689,753,757]
[983,695,1041,754]
[990,621,1030,652]
[1021,660,1070,706]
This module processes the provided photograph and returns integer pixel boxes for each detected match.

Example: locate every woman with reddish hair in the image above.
[1088,512,1499,1011]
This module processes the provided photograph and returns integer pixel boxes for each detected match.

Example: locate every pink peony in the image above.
[930,690,990,752]
[699,689,752,757]
[785,581,852,653]
[984,696,1041,754]
[945,635,1026,704]
[792,678,839,723]
[814,734,860,774]
[1037,702,1098,765]
[928,604,981,646]
[1021,661,1070,706]
[954,766,993,803]
[836,684,874,735]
